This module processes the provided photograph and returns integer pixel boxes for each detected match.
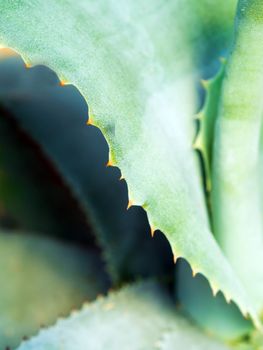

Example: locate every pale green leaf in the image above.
[0,0,257,322]
[195,62,225,191]
[0,55,173,282]
[176,260,252,341]
[16,281,230,350]
[211,0,263,314]
[160,327,230,350]
[0,231,109,349]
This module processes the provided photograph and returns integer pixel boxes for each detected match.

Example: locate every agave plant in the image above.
[0,0,262,348]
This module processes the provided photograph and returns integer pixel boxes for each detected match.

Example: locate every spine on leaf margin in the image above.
[212,0,263,315]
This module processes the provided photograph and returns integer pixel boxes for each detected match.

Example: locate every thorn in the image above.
[192,268,198,277]
[106,159,114,167]
[60,79,68,86]
[194,113,202,120]
[219,56,226,64]
[244,312,250,320]
[150,225,155,237]
[173,253,178,264]
[86,116,93,125]
[97,293,103,301]
[225,293,231,304]
[200,79,209,90]
[104,302,114,311]
[25,62,32,69]
[142,202,148,210]
[127,200,133,210]
[211,284,219,297]
[119,175,124,181]
[193,135,202,151]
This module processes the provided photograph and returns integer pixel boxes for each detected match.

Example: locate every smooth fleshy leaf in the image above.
[0,0,257,321]
[211,0,263,314]
[195,62,225,191]
[160,328,230,350]
[0,231,109,349]
[16,281,230,350]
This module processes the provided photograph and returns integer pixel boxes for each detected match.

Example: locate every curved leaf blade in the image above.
[0,0,258,322]
[0,55,174,283]
[0,231,109,349]
[16,281,230,350]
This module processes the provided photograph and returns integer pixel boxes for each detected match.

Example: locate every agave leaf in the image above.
[211,0,263,313]
[0,103,95,242]
[195,62,225,191]
[0,231,109,349]
[0,0,258,321]
[160,328,230,350]
[0,54,173,283]
[176,259,252,341]
[16,281,229,350]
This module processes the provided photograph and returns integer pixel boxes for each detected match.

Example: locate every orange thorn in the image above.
[192,268,198,277]
[173,254,178,264]
[87,117,93,125]
[150,226,155,237]
[106,159,113,167]
[25,62,32,69]
[127,200,133,210]
[60,80,68,86]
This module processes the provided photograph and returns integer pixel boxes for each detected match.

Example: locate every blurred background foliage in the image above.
[0,11,254,346]
[0,50,175,348]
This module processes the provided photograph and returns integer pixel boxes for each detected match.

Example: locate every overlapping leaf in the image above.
[0,104,94,242]
[176,260,252,341]
[16,281,230,350]
[0,0,258,322]
[0,231,109,349]
[211,0,263,313]
[0,55,174,282]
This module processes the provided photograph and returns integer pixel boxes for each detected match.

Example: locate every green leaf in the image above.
[0,231,109,349]
[195,62,225,191]
[0,0,258,322]
[16,281,230,350]
[176,259,252,341]
[159,328,230,350]
[0,54,173,283]
[0,71,93,242]
[211,0,263,314]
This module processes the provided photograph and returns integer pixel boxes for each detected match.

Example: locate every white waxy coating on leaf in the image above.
[0,0,258,323]
[0,232,108,349]
[16,281,230,350]
[212,0,263,314]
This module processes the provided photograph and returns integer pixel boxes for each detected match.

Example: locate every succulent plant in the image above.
[0,0,262,348]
